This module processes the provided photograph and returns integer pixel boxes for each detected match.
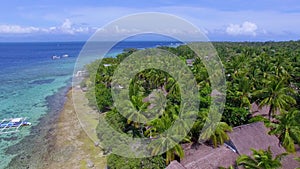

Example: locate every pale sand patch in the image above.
[72,88,100,143]
[44,89,106,169]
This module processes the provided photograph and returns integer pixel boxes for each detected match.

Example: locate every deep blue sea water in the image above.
[0,41,181,168]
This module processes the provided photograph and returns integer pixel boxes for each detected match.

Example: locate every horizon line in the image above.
[0,39,299,43]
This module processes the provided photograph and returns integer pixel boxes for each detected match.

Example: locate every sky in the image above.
[1,0,300,42]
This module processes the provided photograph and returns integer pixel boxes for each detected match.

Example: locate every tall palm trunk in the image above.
[269,104,273,120]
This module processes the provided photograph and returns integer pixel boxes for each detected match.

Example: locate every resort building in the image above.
[167,122,299,169]
[186,59,195,66]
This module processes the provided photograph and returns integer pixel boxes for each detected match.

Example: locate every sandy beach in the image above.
[6,87,106,169]
[42,88,106,169]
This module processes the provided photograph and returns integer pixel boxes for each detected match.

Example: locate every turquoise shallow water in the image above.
[0,42,84,168]
[0,41,181,168]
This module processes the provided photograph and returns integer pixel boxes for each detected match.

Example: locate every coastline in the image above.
[5,86,70,169]
[5,87,106,169]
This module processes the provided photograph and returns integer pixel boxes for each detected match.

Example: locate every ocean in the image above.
[0,41,181,168]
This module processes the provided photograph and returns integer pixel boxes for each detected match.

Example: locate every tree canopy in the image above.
[82,41,300,168]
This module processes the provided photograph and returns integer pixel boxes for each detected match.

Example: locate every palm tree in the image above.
[165,142,184,165]
[145,103,196,164]
[226,54,249,80]
[253,52,273,79]
[269,108,300,153]
[198,109,232,147]
[145,114,186,165]
[205,122,232,147]
[253,78,296,120]
[237,147,287,169]
[227,75,253,108]
[271,54,292,78]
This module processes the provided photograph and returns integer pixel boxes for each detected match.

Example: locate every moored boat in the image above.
[0,117,31,134]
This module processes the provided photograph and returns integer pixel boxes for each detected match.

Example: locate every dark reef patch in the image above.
[5,85,70,169]
[28,79,55,85]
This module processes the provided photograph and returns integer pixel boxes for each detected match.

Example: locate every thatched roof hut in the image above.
[227,122,285,156]
[167,143,238,169]
[180,144,238,169]
[228,122,299,169]
[167,122,299,169]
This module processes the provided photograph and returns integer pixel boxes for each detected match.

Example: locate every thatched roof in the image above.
[251,102,280,117]
[179,144,238,169]
[228,122,285,156]
[166,160,185,169]
[281,145,300,169]
[228,122,299,169]
[167,122,299,169]
[281,154,300,169]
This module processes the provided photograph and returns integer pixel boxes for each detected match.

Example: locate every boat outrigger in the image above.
[0,117,31,134]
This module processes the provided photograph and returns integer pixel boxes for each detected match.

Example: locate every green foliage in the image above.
[85,41,300,167]
[222,105,250,126]
[249,116,271,127]
[107,154,165,169]
[253,78,296,119]
[104,108,127,132]
[199,83,211,109]
[211,122,232,147]
[158,45,196,59]
[198,109,232,147]
[237,147,287,169]
[85,59,102,79]
[115,48,137,62]
[269,108,300,153]
[95,83,112,112]
[85,83,113,112]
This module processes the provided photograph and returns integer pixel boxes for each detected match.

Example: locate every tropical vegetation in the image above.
[236,147,287,169]
[82,41,300,168]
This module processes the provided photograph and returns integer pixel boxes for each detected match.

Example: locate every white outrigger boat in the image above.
[0,117,31,134]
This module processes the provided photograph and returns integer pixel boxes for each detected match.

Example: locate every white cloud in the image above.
[226,21,258,36]
[61,19,73,33]
[0,19,96,35]
[0,25,41,34]
[45,19,96,34]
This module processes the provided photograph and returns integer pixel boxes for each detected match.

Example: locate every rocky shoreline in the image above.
[5,87,106,169]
